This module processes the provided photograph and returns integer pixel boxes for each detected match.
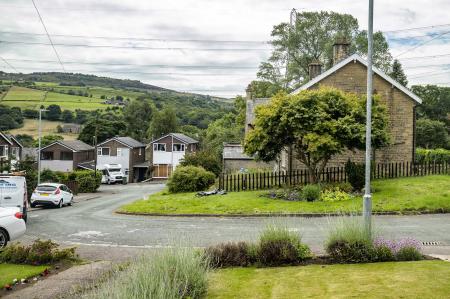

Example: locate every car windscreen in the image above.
[108,168,121,173]
[37,185,57,192]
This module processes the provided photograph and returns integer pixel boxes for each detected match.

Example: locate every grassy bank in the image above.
[119,175,450,215]
[0,264,48,286]
[9,119,79,140]
[207,260,450,298]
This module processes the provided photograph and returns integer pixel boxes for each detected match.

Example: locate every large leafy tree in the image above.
[258,11,394,91]
[244,87,390,183]
[78,112,127,144]
[123,99,155,141]
[411,85,450,127]
[148,106,178,139]
[45,104,62,121]
[416,118,449,149]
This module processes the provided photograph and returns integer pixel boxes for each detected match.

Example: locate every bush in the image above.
[86,248,208,299]
[320,188,353,202]
[256,225,311,266]
[396,246,423,261]
[415,148,450,164]
[373,237,423,261]
[0,239,77,265]
[345,160,365,191]
[301,184,321,202]
[167,166,215,193]
[180,150,222,177]
[322,182,353,193]
[325,217,374,263]
[205,242,255,268]
[74,170,101,193]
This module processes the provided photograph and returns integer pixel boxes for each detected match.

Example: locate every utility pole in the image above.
[284,8,297,89]
[364,0,374,234]
[37,105,48,185]
[94,112,99,176]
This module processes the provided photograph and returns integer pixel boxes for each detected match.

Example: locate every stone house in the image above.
[244,40,423,171]
[96,136,147,182]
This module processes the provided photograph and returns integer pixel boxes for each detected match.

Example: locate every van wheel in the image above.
[58,200,63,209]
[0,229,8,249]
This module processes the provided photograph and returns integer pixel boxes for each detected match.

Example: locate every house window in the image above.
[11,147,20,159]
[60,151,73,161]
[0,145,8,157]
[41,151,53,160]
[153,143,166,151]
[139,148,142,156]
[97,147,110,156]
[173,144,185,152]
[117,148,122,157]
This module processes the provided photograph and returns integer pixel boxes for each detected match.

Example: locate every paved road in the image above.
[22,183,450,261]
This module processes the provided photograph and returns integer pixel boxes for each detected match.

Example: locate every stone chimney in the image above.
[333,37,350,65]
[308,59,323,79]
[245,84,253,100]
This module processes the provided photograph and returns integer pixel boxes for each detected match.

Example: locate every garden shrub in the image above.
[396,246,423,261]
[180,150,222,177]
[320,188,353,202]
[86,247,208,299]
[257,225,311,266]
[373,237,423,261]
[415,148,450,164]
[74,170,102,193]
[205,242,255,268]
[167,166,215,193]
[301,184,321,202]
[322,182,353,193]
[345,160,365,191]
[0,239,77,265]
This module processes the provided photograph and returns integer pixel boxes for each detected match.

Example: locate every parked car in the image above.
[30,183,74,208]
[0,175,28,222]
[0,207,26,249]
[101,164,126,184]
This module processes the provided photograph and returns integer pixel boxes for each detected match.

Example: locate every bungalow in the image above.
[96,136,146,182]
[40,140,95,172]
[147,133,199,179]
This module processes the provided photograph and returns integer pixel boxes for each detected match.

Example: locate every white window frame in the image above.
[172,143,185,152]
[139,148,142,156]
[97,147,110,156]
[0,145,8,158]
[117,148,122,157]
[153,143,166,152]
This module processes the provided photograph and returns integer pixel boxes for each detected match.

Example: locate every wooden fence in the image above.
[218,161,449,192]
[66,181,79,195]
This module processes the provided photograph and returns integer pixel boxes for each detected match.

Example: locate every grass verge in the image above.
[0,263,48,286]
[207,260,450,298]
[119,175,450,215]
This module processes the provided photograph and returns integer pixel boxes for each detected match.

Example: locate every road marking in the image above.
[69,231,110,238]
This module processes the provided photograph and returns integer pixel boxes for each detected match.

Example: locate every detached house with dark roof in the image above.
[243,38,423,172]
[147,133,199,179]
[40,140,95,172]
[96,136,147,182]
[0,132,23,162]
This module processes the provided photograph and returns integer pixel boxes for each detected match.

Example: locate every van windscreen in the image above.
[37,185,57,192]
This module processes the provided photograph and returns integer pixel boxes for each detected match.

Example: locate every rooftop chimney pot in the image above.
[308,59,323,80]
[333,37,350,65]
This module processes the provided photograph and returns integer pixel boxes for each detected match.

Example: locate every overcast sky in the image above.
[0,0,449,97]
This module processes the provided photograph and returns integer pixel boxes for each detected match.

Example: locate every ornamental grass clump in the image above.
[256,225,312,266]
[205,241,256,268]
[87,247,209,299]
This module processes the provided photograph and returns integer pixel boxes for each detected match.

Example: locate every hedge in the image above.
[415,148,450,164]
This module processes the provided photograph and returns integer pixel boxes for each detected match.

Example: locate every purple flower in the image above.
[373,237,422,254]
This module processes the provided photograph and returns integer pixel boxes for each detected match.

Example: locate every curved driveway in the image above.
[23,183,450,260]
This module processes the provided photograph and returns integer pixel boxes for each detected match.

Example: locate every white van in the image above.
[0,175,28,222]
[101,164,126,184]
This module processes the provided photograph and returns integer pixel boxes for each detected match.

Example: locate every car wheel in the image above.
[0,229,8,249]
[58,199,63,209]
[107,179,111,185]
[68,197,73,206]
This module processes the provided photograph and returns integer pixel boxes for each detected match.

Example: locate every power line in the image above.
[31,0,65,72]
[0,56,19,72]
[409,69,450,79]
[403,63,450,69]
[399,53,450,60]
[395,30,450,58]
[383,23,450,33]
[0,39,270,51]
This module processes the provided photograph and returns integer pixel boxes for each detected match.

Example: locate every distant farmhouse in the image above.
[61,124,82,134]
[225,39,423,172]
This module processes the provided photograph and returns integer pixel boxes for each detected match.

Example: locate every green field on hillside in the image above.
[1,86,106,111]
[9,119,78,140]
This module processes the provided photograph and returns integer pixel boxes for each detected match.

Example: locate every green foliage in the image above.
[23,109,39,119]
[345,160,365,191]
[320,188,353,202]
[322,182,353,193]
[32,134,64,147]
[412,85,450,125]
[205,242,255,268]
[148,106,178,139]
[257,225,312,266]
[396,247,423,261]
[245,87,390,183]
[416,118,449,149]
[258,11,393,89]
[301,184,321,202]
[248,80,283,98]
[45,104,62,121]
[204,113,243,157]
[179,150,222,176]
[14,134,34,147]
[61,110,74,123]
[123,99,155,141]
[415,148,450,164]
[0,239,77,265]
[389,59,408,86]
[78,112,126,144]
[74,170,102,193]
[0,105,23,130]
[86,248,208,299]
[167,166,215,193]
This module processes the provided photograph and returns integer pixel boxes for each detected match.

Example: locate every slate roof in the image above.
[41,140,94,152]
[99,136,145,148]
[150,133,199,145]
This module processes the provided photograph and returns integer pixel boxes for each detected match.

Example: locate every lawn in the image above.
[0,263,47,286]
[119,175,450,215]
[9,119,78,140]
[207,260,450,298]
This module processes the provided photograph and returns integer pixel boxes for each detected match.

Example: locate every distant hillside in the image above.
[0,71,169,92]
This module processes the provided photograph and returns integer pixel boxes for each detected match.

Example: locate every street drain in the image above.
[422,241,441,246]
